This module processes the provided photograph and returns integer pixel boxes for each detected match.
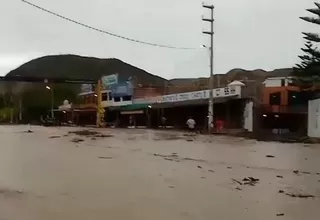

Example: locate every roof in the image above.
[228,80,245,86]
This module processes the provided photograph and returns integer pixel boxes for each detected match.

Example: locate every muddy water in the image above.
[0,125,319,219]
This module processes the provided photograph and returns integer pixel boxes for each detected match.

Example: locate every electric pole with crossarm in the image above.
[202,3,214,133]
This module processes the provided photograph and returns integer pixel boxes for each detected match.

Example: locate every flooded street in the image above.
[0,125,319,219]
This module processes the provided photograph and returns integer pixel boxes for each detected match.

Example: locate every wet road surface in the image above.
[0,125,319,219]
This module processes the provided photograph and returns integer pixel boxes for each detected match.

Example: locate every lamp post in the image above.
[46,85,54,118]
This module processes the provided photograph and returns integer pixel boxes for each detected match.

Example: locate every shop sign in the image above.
[162,86,240,103]
[101,74,118,89]
[110,82,133,98]
[132,86,241,105]
[80,84,93,93]
[162,90,208,102]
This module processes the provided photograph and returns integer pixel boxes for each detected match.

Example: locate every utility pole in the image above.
[202,3,214,133]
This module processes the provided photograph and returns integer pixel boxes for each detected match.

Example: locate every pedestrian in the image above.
[129,115,134,128]
[186,116,196,132]
[161,116,167,129]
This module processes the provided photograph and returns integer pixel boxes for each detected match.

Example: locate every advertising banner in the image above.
[80,84,93,93]
[110,82,134,98]
[101,74,118,89]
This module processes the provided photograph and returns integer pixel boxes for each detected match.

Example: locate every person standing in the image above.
[186,116,196,132]
[161,116,167,129]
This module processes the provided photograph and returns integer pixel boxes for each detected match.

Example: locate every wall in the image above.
[262,86,300,105]
[133,87,162,98]
[308,98,320,138]
[264,77,296,88]
[264,78,283,87]
[243,101,253,132]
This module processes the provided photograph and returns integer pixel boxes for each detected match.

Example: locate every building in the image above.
[259,76,309,135]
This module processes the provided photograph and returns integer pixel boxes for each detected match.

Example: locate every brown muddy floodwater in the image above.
[0,125,319,219]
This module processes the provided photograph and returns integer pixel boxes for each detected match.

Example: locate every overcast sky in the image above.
[0,0,318,79]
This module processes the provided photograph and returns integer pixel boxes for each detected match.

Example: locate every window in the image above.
[102,93,108,101]
[281,79,285,87]
[287,79,298,87]
[114,97,121,102]
[122,96,132,101]
[269,92,281,105]
[108,92,113,101]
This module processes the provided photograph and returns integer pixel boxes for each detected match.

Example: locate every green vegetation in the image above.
[294,2,320,79]
[3,54,167,122]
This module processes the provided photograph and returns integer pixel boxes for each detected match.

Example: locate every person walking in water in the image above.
[186,116,196,132]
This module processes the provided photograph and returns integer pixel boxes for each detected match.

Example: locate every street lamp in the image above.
[46,85,54,118]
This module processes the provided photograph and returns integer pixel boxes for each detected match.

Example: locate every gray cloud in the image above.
[0,0,317,78]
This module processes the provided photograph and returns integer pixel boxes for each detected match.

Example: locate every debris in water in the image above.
[232,179,243,185]
[153,153,205,163]
[276,175,283,178]
[302,171,311,175]
[164,158,175,162]
[69,130,99,136]
[94,134,114,138]
[98,157,113,160]
[0,188,23,197]
[183,157,206,162]
[186,139,194,142]
[201,177,206,179]
[71,137,84,143]
[242,177,259,186]
[227,167,232,169]
[154,133,183,141]
[197,166,202,169]
[168,185,175,189]
[69,130,113,138]
[49,136,61,139]
[208,169,215,173]
[276,213,284,217]
[316,173,320,175]
[266,155,275,158]
[285,193,315,198]
[293,170,299,174]
[91,137,97,140]
[278,190,284,194]
[235,187,242,191]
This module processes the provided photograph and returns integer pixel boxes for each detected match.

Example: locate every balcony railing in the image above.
[260,105,308,114]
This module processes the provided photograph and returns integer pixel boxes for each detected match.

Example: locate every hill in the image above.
[168,68,293,88]
[5,54,293,94]
[6,54,168,87]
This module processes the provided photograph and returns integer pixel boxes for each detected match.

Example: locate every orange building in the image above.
[261,77,307,114]
[259,76,309,134]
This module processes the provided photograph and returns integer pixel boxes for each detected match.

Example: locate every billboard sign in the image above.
[110,82,133,98]
[80,84,93,93]
[101,74,118,89]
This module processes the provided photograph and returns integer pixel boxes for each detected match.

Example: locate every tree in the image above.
[294,2,320,80]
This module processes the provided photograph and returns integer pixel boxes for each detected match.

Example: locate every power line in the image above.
[21,0,196,50]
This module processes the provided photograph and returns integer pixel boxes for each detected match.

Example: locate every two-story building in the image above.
[260,76,309,134]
